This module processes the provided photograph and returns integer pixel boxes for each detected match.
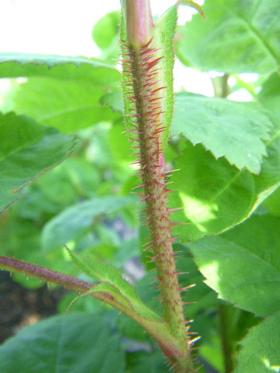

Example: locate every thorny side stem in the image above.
[0,256,191,368]
[123,1,194,371]
[0,256,92,293]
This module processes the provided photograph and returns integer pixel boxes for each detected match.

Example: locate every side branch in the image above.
[0,255,189,367]
[0,256,91,293]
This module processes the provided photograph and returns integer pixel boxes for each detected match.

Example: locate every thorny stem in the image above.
[123,1,194,371]
[0,256,191,367]
[0,256,92,293]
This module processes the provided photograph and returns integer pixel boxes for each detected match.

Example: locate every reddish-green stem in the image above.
[0,256,190,368]
[122,1,194,371]
[125,0,154,49]
[0,256,92,293]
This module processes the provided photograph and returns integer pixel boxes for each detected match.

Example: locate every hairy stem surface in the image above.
[122,2,195,370]
[0,256,91,292]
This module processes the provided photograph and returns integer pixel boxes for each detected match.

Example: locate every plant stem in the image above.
[212,74,234,373]
[130,47,188,343]
[125,0,154,49]
[212,74,229,98]
[0,256,91,292]
[219,304,234,373]
[122,1,194,371]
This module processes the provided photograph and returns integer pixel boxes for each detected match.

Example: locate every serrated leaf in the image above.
[190,214,280,317]
[7,78,119,133]
[172,93,273,173]
[171,116,280,239]
[170,142,255,239]
[176,0,280,74]
[253,110,280,197]
[0,112,75,213]
[0,313,125,373]
[0,53,120,84]
[235,312,280,373]
[42,196,136,250]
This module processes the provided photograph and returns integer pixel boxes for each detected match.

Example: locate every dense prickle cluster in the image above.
[122,39,195,371]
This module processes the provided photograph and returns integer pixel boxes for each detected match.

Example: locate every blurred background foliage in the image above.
[0,0,280,372]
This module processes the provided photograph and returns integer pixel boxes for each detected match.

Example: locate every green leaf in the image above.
[256,73,280,210]
[0,112,75,213]
[42,196,136,250]
[0,53,120,84]
[127,350,169,373]
[35,158,100,207]
[176,0,280,74]
[258,73,280,127]
[171,142,255,239]
[68,248,160,319]
[170,72,280,240]
[253,114,280,197]
[264,187,280,217]
[171,112,280,239]
[0,313,125,373]
[190,214,280,317]
[0,113,43,159]
[93,12,120,50]
[172,93,273,173]
[7,78,119,133]
[236,312,280,373]
[100,92,124,113]
[108,122,133,163]
[65,249,174,353]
